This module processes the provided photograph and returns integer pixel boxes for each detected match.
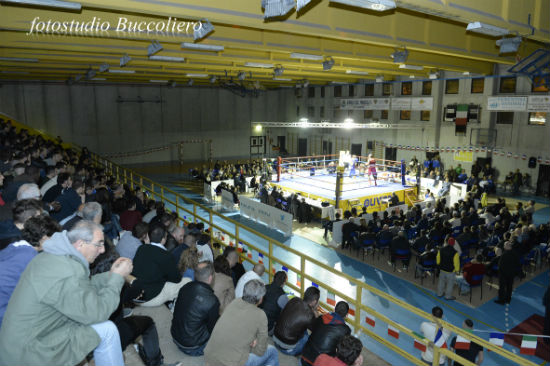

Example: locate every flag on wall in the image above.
[365,313,376,327]
[413,332,427,352]
[489,333,504,347]
[258,252,264,264]
[388,325,400,339]
[520,335,537,355]
[456,104,468,126]
[327,291,336,306]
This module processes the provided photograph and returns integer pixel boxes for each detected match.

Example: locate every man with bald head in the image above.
[235,263,266,298]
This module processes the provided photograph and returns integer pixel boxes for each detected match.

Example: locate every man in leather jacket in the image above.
[273,286,320,356]
[301,301,351,366]
[171,261,220,356]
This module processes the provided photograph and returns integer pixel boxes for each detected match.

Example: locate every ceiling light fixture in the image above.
[391,47,408,63]
[496,36,522,54]
[181,42,224,52]
[237,71,246,80]
[466,22,509,37]
[399,64,423,70]
[98,63,109,72]
[273,77,292,81]
[148,55,185,62]
[194,18,214,41]
[244,62,274,68]
[209,75,217,83]
[186,73,208,77]
[0,57,38,62]
[375,75,384,82]
[302,79,310,88]
[108,69,135,74]
[0,0,81,11]
[120,53,131,67]
[290,52,324,61]
[273,65,284,76]
[346,70,368,75]
[296,0,312,11]
[330,0,396,12]
[429,71,439,79]
[147,40,163,57]
[323,56,335,71]
[263,0,295,19]
[150,79,168,83]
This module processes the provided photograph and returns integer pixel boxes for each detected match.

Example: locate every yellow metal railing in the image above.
[2,113,537,366]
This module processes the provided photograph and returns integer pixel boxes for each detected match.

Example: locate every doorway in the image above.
[351,143,362,157]
[385,147,397,161]
[298,138,308,156]
[536,164,550,198]
[277,136,287,155]
[322,140,333,155]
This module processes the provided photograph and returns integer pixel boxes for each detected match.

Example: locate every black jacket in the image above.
[301,313,351,365]
[259,283,285,331]
[171,281,220,347]
[274,297,315,345]
[499,249,521,279]
[132,244,181,300]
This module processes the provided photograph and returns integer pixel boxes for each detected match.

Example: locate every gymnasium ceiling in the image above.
[0,0,549,89]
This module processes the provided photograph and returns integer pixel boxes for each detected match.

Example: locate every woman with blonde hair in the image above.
[179,246,199,280]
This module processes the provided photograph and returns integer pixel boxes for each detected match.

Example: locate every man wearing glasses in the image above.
[0,220,133,366]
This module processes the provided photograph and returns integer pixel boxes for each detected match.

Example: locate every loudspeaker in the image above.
[528,157,537,168]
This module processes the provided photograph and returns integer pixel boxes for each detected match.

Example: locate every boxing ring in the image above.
[270,154,417,213]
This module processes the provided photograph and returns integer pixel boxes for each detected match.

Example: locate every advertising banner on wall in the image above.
[411,97,434,111]
[221,189,235,210]
[487,96,527,111]
[391,98,412,110]
[453,151,473,162]
[239,196,293,236]
[527,95,550,112]
[339,98,390,110]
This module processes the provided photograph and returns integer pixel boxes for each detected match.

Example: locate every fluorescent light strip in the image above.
[181,42,224,51]
[399,64,424,70]
[149,55,185,62]
[346,70,369,75]
[150,79,168,83]
[0,0,81,11]
[0,57,38,62]
[466,21,509,37]
[290,52,324,61]
[108,69,135,74]
[244,62,274,68]
[273,77,292,81]
[186,73,208,77]
[330,0,395,11]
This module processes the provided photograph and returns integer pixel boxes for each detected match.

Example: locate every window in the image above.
[382,83,391,96]
[364,84,374,96]
[496,111,514,124]
[445,79,459,94]
[321,86,325,98]
[532,77,549,92]
[400,110,411,120]
[381,110,388,119]
[471,78,485,93]
[499,77,516,93]
[334,85,342,97]
[364,110,373,119]
[308,87,315,98]
[422,81,432,95]
[528,112,546,125]
[296,106,300,117]
[401,81,412,95]
[307,106,315,119]
[421,110,431,121]
[320,106,325,119]
[349,85,355,97]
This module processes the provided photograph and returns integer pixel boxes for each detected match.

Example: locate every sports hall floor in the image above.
[129,164,549,366]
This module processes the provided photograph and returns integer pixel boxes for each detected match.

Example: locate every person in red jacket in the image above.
[313,335,363,366]
[456,254,486,295]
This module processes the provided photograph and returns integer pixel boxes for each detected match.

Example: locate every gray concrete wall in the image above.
[0,83,296,164]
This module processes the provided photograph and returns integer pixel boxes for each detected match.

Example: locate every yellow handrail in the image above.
[1,113,537,366]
